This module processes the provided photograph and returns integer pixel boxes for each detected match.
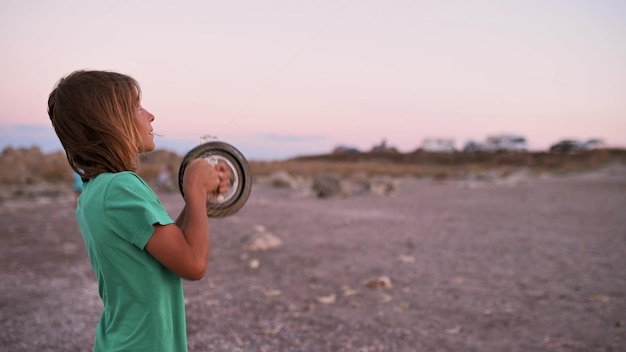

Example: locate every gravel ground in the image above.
[1,165,625,351]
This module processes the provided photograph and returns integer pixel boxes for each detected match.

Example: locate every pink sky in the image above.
[1,0,625,160]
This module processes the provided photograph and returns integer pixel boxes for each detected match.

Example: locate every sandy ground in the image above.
[1,165,625,352]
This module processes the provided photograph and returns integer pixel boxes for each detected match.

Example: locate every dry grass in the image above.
[1,145,625,186]
[250,148,626,179]
[249,160,463,179]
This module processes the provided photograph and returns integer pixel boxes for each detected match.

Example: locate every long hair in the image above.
[47,70,143,179]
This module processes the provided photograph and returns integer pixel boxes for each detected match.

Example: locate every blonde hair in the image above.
[48,70,143,179]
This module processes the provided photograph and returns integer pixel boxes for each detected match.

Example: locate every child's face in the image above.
[135,104,156,152]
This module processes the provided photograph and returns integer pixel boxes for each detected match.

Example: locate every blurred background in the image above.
[1,0,625,161]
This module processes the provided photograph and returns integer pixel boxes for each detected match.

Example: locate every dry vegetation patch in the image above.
[1,145,624,192]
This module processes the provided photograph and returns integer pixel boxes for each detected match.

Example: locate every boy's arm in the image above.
[175,206,186,227]
[145,159,227,280]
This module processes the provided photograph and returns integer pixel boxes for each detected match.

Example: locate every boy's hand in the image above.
[182,158,221,198]
[214,161,232,196]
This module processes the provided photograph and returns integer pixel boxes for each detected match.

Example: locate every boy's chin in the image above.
[139,144,156,153]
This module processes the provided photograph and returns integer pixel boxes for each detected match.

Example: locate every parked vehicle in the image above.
[421,138,456,152]
[549,139,584,153]
[463,140,486,152]
[583,138,606,150]
[485,134,527,152]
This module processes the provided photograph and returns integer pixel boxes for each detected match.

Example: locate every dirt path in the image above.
[1,168,625,351]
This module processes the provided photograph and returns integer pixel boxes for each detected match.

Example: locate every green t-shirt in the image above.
[77,172,187,352]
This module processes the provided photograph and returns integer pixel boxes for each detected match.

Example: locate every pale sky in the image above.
[1,0,625,160]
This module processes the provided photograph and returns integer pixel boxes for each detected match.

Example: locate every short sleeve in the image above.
[104,172,174,249]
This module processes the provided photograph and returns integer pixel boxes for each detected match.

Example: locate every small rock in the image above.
[398,255,415,263]
[264,289,281,297]
[368,176,396,195]
[241,225,283,251]
[365,276,393,289]
[268,171,298,189]
[341,285,358,297]
[316,294,337,304]
[589,293,610,303]
[249,259,260,269]
[312,174,347,198]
